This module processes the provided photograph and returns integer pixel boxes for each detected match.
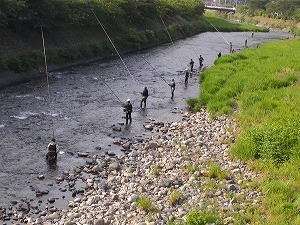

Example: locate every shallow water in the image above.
[0,30,293,208]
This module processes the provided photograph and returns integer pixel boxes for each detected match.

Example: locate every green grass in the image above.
[197,38,300,224]
[208,161,227,179]
[135,195,157,213]
[168,191,183,206]
[151,165,161,176]
[204,13,269,32]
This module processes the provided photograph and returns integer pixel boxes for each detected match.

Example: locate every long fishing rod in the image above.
[141,55,169,85]
[91,10,137,84]
[60,34,123,103]
[175,18,201,65]
[41,26,55,139]
[203,16,230,45]
[160,14,174,45]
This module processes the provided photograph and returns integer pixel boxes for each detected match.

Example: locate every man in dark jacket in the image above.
[169,79,176,98]
[199,55,204,67]
[124,99,132,125]
[189,59,195,72]
[140,87,149,108]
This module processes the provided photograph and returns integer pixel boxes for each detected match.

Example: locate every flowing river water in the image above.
[0,30,293,212]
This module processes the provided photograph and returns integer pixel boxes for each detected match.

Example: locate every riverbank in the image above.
[1,109,263,225]
[226,12,300,35]
[196,38,300,224]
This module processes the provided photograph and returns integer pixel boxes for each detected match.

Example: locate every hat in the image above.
[127,99,130,102]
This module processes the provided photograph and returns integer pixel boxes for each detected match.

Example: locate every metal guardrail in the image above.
[204,5,236,12]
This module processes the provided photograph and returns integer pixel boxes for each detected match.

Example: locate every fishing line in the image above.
[207,32,220,54]
[91,10,137,84]
[59,33,123,103]
[203,16,230,45]
[141,55,169,85]
[174,18,202,69]
[175,18,196,52]
[160,14,174,45]
[41,26,55,139]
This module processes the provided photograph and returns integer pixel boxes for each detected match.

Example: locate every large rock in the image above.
[108,162,119,171]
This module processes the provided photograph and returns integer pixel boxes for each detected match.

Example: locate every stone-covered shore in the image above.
[1,109,263,225]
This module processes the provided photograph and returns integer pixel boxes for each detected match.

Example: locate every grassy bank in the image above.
[226,12,300,35]
[191,38,300,224]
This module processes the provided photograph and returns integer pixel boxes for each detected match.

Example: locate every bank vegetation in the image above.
[0,0,266,75]
[189,38,300,224]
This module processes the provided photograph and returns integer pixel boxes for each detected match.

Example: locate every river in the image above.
[0,30,292,211]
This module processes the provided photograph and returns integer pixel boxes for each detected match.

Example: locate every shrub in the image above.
[168,191,182,206]
[136,195,156,213]
[208,161,227,179]
[7,57,22,73]
[187,98,200,112]
[248,119,300,166]
[151,165,160,176]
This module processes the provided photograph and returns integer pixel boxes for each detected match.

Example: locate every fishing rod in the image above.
[91,10,137,84]
[59,33,123,103]
[203,16,230,45]
[160,14,174,45]
[41,25,55,139]
[141,55,169,85]
[174,18,202,68]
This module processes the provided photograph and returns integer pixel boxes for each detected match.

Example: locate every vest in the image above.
[48,143,56,152]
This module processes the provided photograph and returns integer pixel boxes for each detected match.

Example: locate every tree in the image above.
[247,0,269,15]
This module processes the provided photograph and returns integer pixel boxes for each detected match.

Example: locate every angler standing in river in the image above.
[124,99,132,125]
[140,87,149,108]
[189,59,195,72]
[185,69,189,85]
[46,138,58,162]
[169,79,176,98]
[199,55,204,67]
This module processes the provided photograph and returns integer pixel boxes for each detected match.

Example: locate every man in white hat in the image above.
[124,99,132,125]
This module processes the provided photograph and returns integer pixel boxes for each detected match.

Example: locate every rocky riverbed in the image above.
[1,108,263,225]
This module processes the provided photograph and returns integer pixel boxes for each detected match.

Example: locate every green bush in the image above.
[7,57,22,73]
[248,119,300,166]
[208,161,227,179]
[136,195,156,213]
[186,98,200,112]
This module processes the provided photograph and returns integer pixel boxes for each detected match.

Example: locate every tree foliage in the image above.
[241,0,300,21]
[0,0,204,31]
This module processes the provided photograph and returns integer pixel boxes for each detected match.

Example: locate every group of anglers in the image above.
[46,55,206,163]
[45,32,260,163]
[123,55,205,126]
